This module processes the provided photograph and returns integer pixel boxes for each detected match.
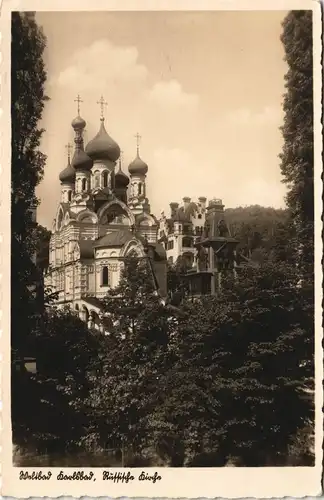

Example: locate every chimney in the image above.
[169,202,179,218]
[183,196,191,211]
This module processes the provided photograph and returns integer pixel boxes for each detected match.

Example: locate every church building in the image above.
[45,96,166,331]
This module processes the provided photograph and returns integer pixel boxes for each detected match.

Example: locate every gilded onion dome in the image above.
[85,118,120,162]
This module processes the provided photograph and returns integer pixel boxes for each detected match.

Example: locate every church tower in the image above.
[85,96,120,194]
[59,143,75,203]
[128,133,150,214]
[70,97,93,211]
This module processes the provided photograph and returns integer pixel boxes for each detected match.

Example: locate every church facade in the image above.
[44,98,164,331]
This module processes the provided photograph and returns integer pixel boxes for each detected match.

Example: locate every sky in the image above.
[35,10,288,229]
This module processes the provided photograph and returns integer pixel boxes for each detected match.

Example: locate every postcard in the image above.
[1,0,322,497]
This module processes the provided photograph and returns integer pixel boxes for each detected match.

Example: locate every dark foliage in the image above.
[280,11,314,276]
[11,11,49,356]
[78,257,177,453]
[149,262,314,465]
[225,205,290,263]
[12,308,100,454]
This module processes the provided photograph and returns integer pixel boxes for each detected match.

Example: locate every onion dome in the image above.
[71,147,93,171]
[115,160,129,188]
[85,118,120,162]
[128,153,148,175]
[59,159,75,184]
[71,115,86,131]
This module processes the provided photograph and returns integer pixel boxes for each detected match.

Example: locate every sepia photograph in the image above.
[3,0,322,497]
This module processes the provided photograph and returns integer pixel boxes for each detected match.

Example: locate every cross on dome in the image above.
[71,95,86,131]
[74,94,83,115]
[59,142,76,183]
[65,142,73,162]
[128,132,148,175]
[119,149,124,169]
[134,132,141,156]
[97,95,108,120]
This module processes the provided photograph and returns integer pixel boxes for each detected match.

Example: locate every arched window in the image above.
[82,178,87,191]
[68,190,72,202]
[103,171,109,188]
[94,171,100,188]
[102,266,109,286]
[138,183,142,195]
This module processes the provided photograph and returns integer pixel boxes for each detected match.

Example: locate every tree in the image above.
[151,262,314,466]
[280,11,313,276]
[12,307,100,454]
[35,224,51,271]
[225,205,289,263]
[11,12,49,356]
[82,256,177,454]
[217,263,314,465]
[167,260,190,306]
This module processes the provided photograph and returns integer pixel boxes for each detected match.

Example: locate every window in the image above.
[103,171,109,188]
[94,171,100,188]
[198,214,202,219]
[167,240,174,250]
[138,183,142,195]
[182,237,192,248]
[68,190,72,202]
[102,266,109,286]
[82,178,87,191]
